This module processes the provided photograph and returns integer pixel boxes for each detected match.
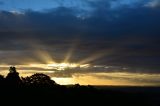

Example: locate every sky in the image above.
[0,0,160,86]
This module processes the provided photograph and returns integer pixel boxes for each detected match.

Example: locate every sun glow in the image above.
[0,63,90,71]
[47,63,79,70]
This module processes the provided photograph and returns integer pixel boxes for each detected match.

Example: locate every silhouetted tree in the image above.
[0,75,4,81]
[0,75,4,86]
[22,73,57,87]
[9,66,16,73]
[5,67,21,86]
[0,67,158,106]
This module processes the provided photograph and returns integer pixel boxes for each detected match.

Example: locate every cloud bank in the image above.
[0,0,159,74]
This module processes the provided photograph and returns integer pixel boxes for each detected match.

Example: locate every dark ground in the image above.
[0,67,160,106]
[1,85,160,106]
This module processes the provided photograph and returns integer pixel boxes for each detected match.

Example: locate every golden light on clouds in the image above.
[52,73,160,86]
[0,62,90,71]
[0,47,159,86]
[0,65,160,86]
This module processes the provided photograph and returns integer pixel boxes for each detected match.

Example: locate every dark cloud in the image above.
[47,65,160,78]
[0,3,160,73]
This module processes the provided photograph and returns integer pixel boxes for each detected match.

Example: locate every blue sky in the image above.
[0,0,159,20]
[0,0,157,12]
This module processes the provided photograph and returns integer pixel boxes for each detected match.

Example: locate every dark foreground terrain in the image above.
[1,84,160,106]
[0,67,160,106]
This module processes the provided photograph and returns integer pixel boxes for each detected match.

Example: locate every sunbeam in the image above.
[78,49,113,64]
[63,37,80,63]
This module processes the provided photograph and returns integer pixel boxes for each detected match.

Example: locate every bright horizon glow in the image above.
[51,72,160,86]
[0,63,91,71]
[0,48,158,86]
[0,68,160,86]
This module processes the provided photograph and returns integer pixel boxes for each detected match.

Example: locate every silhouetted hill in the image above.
[0,67,159,106]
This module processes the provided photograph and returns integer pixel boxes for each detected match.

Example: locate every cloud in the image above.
[0,0,151,17]
[84,73,160,85]
[145,0,160,8]
[110,0,143,9]
[0,0,160,86]
[0,1,160,73]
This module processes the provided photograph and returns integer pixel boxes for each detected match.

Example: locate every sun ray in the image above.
[78,49,116,64]
[78,51,107,64]
[63,48,74,63]
[63,37,80,63]
[35,50,56,64]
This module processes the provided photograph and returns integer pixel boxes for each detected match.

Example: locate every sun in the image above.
[47,63,79,70]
